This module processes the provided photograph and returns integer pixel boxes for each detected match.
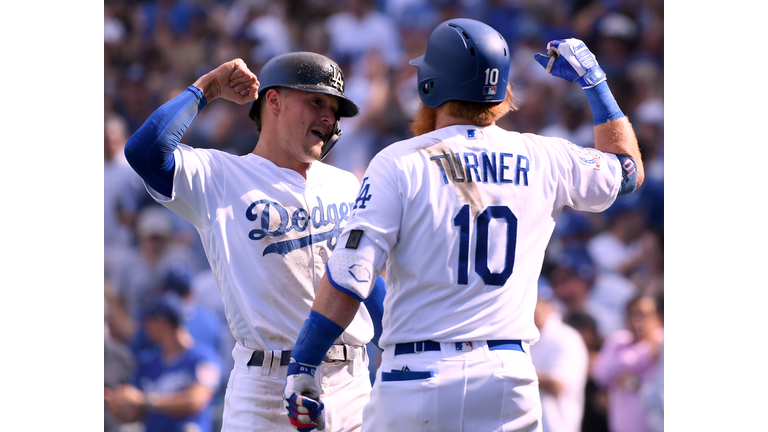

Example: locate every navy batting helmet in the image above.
[409,19,510,108]
[247,52,359,160]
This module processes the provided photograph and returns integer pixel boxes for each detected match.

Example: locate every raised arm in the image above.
[535,39,644,192]
[192,58,260,105]
[123,59,259,197]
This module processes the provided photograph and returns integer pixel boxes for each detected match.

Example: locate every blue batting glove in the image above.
[534,38,607,89]
[283,361,325,431]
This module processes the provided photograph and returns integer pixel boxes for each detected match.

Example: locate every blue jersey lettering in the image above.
[245,198,353,255]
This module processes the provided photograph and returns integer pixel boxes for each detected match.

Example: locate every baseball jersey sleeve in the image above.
[539,136,623,213]
[144,144,227,230]
[324,154,404,300]
[346,154,405,250]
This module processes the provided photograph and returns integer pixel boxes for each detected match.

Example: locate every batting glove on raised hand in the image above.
[534,38,607,89]
[284,361,325,431]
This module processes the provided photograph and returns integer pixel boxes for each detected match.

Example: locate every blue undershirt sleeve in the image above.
[124,86,208,197]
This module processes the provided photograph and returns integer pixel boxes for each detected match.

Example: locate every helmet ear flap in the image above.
[319,120,342,161]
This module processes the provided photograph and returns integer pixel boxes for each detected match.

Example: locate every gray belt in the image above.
[247,344,364,367]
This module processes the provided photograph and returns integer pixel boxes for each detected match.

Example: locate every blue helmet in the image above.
[409,18,510,108]
[553,246,596,286]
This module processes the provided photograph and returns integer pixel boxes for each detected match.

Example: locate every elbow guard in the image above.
[326,230,387,301]
[616,155,638,197]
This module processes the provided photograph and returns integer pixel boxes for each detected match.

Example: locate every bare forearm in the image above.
[595,117,645,188]
[312,275,361,329]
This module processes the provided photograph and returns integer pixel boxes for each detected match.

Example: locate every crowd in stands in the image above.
[104,0,664,431]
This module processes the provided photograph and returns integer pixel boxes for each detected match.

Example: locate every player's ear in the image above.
[264,88,283,115]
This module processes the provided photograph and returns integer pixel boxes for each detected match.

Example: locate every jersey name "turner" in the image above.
[429,151,531,185]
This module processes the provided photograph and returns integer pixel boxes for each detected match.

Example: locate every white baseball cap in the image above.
[135,206,173,238]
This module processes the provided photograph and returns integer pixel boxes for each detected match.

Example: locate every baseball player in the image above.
[282,18,644,432]
[122,53,385,431]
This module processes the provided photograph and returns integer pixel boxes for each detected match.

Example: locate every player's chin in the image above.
[304,137,324,160]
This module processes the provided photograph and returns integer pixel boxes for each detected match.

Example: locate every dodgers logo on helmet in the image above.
[328,64,344,93]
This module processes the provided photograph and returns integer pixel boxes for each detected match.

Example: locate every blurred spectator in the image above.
[105,285,138,432]
[109,205,200,325]
[105,279,137,346]
[383,0,438,29]
[323,50,392,178]
[640,291,664,432]
[391,22,430,128]
[591,12,639,81]
[165,265,226,358]
[632,97,664,237]
[241,1,295,65]
[592,294,664,432]
[563,311,609,432]
[105,292,222,432]
[130,265,226,361]
[547,245,631,338]
[531,290,589,432]
[586,194,661,297]
[104,113,145,279]
[128,264,232,430]
[538,86,595,148]
[509,80,556,134]
[324,0,404,72]
[546,208,598,264]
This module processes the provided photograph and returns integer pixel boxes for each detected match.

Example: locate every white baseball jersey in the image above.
[336,124,622,348]
[144,143,374,351]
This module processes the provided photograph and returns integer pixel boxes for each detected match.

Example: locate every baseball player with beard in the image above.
[123,53,385,431]
[282,18,644,432]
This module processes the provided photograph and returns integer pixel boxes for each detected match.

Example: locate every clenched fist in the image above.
[193,58,260,104]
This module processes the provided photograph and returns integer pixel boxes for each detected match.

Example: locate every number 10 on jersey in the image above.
[453,204,517,286]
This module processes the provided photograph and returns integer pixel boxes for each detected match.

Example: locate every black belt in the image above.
[248,350,292,367]
[394,339,524,356]
[247,344,361,367]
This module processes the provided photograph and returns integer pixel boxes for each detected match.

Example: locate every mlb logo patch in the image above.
[467,129,484,140]
[483,86,497,95]
[455,342,473,351]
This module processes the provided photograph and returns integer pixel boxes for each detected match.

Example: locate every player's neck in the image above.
[252,135,311,179]
[434,110,495,131]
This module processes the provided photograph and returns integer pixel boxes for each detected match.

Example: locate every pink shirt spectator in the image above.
[591,327,663,432]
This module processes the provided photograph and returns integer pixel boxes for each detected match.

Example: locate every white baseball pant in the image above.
[363,340,542,432]
[220,341,371,431]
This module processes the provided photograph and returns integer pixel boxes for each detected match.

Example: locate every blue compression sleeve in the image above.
[583,81,625,126]
[292,310,345,367]
[124,86,208,197]
[363,276,386,349]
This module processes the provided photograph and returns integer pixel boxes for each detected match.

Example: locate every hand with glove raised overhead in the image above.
[534,38,607,89]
